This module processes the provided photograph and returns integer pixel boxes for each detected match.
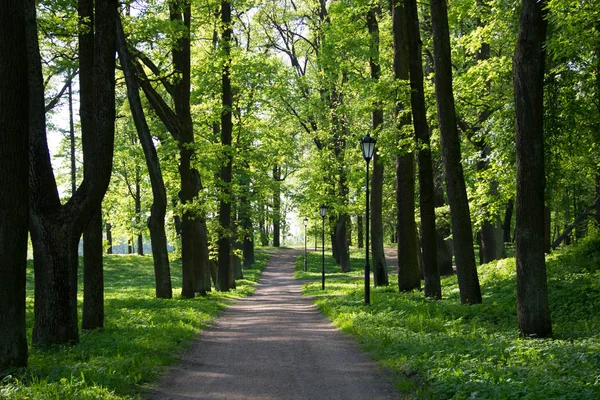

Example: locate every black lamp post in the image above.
[303,217,308,272]
[360,133,376,305]
[319,204,327,290]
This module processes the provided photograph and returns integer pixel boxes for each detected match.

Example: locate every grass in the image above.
[0,249,272,399]
[298,237,600,399]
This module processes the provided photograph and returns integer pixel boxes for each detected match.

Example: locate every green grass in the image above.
[1,250,271,399]
[294,247,367,280]
[300,237,600,399]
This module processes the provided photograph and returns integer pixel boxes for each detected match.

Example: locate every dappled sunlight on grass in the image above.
[300,239,600,399]
[2,249,272,399]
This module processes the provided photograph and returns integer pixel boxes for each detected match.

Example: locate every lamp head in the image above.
[360,134,376,161]
[319,204,327,218]
[303,217,308,226]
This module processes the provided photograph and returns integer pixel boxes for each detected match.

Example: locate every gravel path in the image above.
[147,248,398,400]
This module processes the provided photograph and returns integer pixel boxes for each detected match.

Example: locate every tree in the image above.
[405,0,441,299]
[367,5,389,287]
[80,0,105,331]
[430,0,482,304]
[27,0,118,345]
[217,0,235,291]
[116,14,173,298]
[393,0,420,292]
[133,0,211,297]
[513,0,552,337]
[0,0,29,369]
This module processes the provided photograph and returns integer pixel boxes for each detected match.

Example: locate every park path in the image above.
[147,248,398,400]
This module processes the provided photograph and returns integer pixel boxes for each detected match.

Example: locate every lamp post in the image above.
[360,133,376,305]
[319,204,327,290]
[303,217,308,272]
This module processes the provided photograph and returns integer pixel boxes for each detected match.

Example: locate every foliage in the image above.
[0,250,271,399]
[302,240,600,399]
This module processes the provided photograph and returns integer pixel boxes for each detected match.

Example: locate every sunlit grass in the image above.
[1,249,271,399]
[294,247,366,280]
[301,237,600,399]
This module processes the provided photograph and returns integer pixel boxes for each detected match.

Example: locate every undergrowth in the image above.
[300,237,600,399]
[0,250,271,399]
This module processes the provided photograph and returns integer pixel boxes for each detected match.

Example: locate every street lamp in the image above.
[319,204,327,290]
[303,217,309,272]
[360,133,376,305]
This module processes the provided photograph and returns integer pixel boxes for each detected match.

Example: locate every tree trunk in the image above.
[367,7,388,287]
[116,17,172,297]
[272,165,281,247]
[357,214,364,249]
[405,0,441,299]
[513,0,552,337]
[82,211,104,330]
[135,170,144,255]
[218,0,234,292]
[106,222,113,254]
[335,215,351,272]
[393,0,420,292]
[170,1,200,298]
[240,171,254,269]
[430,0,481,304]
[503,198,514,243]
[68,72,77,196]
[0,0,29,368]
[28,0,117,346]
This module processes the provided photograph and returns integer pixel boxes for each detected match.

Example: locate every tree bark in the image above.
[217,0,234,291]
[513,0,552,337]
[106,222,113,254]
[28,0,118,346]
[357,214,364,249]
[405,0,441,299]
[135,170,144,255]
[503,198,514,242]
[368,7,389,287]
[0,0,29,368]
[82,211,104,330]
[393,0,420,292]
[272,165,282,247]
[116,17,172,298]
[430,0,481,304]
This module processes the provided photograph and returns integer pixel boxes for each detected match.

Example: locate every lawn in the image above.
[298,238,600,399]
[0,249,271,399]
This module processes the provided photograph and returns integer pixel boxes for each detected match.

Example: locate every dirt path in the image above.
[147,248,398,400]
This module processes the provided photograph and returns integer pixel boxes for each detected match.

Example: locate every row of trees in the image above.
[2,0,599,371]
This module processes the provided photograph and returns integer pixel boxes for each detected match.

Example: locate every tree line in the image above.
[2,0,599,371]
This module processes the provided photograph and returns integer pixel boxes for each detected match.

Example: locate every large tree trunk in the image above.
[367,7,388,287]
[28,0,117,346]
[0,0,29,368]
[218,0,234,291]
[79,0,104,331]
[393,0,420,292]
[82,211,104,330]
[170,2,200,298]
[405,0,441,299]
[116,18,172,298]
[430,0,481,304]
[513,0,552,337]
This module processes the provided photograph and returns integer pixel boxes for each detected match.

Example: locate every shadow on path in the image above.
[147,248,398,400]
